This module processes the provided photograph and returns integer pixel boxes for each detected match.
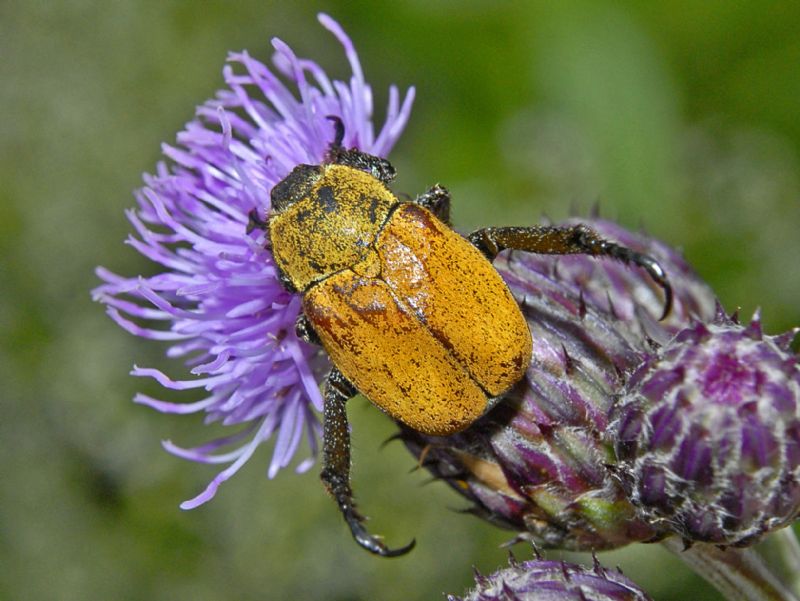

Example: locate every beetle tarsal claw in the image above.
[349,521,416,558]
[633,253,673,320]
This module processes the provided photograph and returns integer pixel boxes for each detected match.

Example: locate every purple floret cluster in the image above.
[614,314,800,546]
[449,555,653,601]
[93,14,413,508]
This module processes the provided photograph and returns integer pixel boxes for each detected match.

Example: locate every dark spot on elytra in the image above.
[317,186,338,213]
[332,277,369,297]
[368,196,381,224]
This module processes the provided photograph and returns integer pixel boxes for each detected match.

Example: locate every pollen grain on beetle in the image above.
[92,14,414,508]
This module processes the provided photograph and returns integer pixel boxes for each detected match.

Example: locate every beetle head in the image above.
[327,148,396,184]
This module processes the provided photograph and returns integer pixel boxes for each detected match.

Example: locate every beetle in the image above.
[257,117,672,557]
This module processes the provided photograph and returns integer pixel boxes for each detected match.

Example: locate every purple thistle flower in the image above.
[449,555,653,601]
[92,14,414,509]
[612,311,800,546]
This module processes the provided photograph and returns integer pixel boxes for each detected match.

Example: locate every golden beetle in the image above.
[254,118,671,557]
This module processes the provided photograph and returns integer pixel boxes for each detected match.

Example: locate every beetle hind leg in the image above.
[320,367,416,558]
[468,223,673,320]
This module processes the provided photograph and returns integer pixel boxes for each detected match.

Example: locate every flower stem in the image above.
[757,528,800,598]
[662,536,799,601]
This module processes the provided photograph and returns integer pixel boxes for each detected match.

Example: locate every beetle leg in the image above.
[468,223,673,320]
[324,116,397,185]
[320,367,416,558]
[413,184,452,225]
[294,314,321,346]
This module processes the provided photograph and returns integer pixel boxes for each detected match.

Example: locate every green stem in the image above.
[662,536,799,601]
[757,528,800,598]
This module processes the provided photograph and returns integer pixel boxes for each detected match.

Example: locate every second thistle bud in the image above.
[449,555,653,601]
[611,313,800,546]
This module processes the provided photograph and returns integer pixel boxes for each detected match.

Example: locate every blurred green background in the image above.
[2,2,799,600]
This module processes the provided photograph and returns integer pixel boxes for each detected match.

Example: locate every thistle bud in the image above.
[448,555,653,601]
[612,313,800,546]
[402,219,719,550]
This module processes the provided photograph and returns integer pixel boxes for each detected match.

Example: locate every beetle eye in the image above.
[271,164,321,213]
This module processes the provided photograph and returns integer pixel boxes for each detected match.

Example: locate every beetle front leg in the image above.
[413,184,451,225]
[468,223,673,320]
[320,367,416,558]
[324,116,397,185]
[246,208,267,234]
